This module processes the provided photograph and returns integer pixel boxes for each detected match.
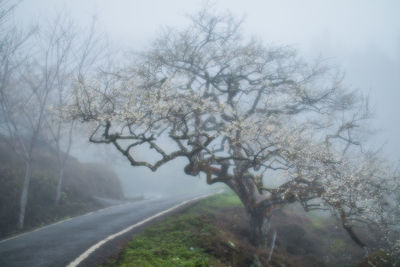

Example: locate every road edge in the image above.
[0,199,131,245]
[66,192,221,267]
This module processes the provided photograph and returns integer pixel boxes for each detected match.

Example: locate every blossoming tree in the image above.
[67,9,399,251]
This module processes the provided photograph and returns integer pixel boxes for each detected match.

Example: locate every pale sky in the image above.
[12,0,400,194]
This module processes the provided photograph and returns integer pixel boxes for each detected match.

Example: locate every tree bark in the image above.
[55,167,64,205]
[227,176,271,248]
[248,208,271,247]
[18,161,31,229]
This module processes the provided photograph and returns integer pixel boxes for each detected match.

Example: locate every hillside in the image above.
[0,138,123,238]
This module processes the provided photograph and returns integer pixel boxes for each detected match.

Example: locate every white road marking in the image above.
[66,193,214,267]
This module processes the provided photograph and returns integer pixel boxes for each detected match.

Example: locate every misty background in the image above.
[12,0,400,197]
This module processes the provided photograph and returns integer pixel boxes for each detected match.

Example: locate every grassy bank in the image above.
[100,193,242,267]
[100,192,389,266]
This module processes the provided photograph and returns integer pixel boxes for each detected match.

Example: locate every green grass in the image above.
[100,192,384,266]
[187,191,242,213]
[101,192,242,267]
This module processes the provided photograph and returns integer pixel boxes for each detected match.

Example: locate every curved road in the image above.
[0,193,208,267]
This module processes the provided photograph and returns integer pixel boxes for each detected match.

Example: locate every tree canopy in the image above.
[67,9,399,253]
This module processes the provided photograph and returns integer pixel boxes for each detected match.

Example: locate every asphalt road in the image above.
[0,193,207,267]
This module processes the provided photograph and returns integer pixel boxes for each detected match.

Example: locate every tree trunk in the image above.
[18,161,31,230]
[55,167,64,205]
[248,208,271,248]
[227,176,271,248]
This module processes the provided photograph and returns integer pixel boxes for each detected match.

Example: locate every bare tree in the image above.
[0,0,40,230]
[0,3,104,227]
[43,15,105,205]
[67,8,398,251]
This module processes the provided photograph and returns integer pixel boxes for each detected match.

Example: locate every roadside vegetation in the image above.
[100,192,397,267]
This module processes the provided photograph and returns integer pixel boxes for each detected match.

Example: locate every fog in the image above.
[70,135,213,197]
[13,0,400,197]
